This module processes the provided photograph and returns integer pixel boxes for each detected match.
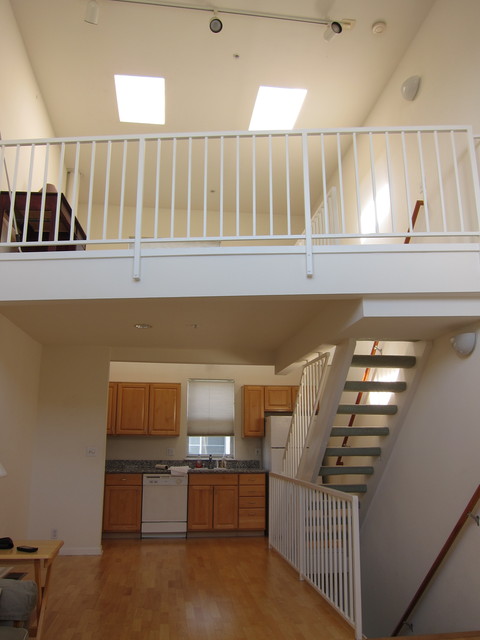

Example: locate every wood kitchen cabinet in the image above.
[188,474,239,532]
[238,474,266,530]
[106,382,117,435]
[108,382,181,436]
[103,474,142,533]
[242,386,265,437]
[243,385,299,437]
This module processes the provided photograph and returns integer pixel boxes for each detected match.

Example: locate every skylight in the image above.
[114,74,165,125]
[249,86,307,131]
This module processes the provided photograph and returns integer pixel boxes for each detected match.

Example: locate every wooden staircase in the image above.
[319,347,417,495]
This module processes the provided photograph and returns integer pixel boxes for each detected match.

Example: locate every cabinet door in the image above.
[187,485,213,530]
[243,386,265,437]
[264,386,293,411]
[213,485,238,530]
[148,383,181,436]
[103,485,142,532]
[115,383,149,435]
[107,382,117,435]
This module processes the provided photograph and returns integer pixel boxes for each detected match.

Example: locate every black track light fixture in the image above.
[209,14,223,33]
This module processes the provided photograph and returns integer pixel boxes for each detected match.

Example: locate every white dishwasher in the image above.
[142,474,188,538]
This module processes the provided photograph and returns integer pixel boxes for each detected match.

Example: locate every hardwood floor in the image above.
[43,537,354,640]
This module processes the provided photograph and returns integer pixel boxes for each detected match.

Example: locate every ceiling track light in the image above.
[209,12,223,33]
[85,0,100,24]
[109,1,354,35]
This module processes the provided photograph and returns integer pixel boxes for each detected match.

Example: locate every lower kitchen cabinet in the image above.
[238,474,266,530]
[187,473,265,534]
[103,474,142,533]
[188,474,238,532]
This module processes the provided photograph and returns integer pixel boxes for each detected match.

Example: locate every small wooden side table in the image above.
[0,540,63,640]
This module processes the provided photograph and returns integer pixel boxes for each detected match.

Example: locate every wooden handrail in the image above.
[336,201,424,465]
[392,484,480,636]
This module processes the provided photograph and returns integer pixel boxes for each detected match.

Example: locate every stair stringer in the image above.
[357,339,433,525]
[295,338,357,483]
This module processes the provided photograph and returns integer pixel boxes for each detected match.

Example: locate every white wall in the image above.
[360,328,480,636]
[28,346,111,555]
[0,314,42,538]
[108,361,302,461]
[0,0,54,141]
[363,0,480,134]
[358,4,480,632]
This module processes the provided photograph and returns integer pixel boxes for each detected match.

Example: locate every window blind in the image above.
[187,379,235,436]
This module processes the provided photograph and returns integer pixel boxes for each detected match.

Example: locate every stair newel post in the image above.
[133,136,146,281]
[301,132,314,277]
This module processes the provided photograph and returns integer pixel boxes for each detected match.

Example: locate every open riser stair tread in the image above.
[325,446,381,457]
[320,465,374,476]
[330,426,389,437]
[351,354,416,368]
[337,404,397,415]
[344,380,407,392]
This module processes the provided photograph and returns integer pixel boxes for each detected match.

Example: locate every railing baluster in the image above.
[252,135,256,236]
[450,130,464,232]
[219,136,224,237]
[285,134,291,235]
[103,140,112,241]
[433,130,448,232]
[268,134,274,235]
[118,140,128,240]
[133,137,145,280]
[70,141,81,241]
[170,137,177,238]
[336,133,346,234]
[416,131,430,232]
[86,141,95,239]
[154,139,161,239]
[353,133,362,234]
[236,135,240,237]
[369,132,379,233]
[203,137,208,238]
[187,137,192,238]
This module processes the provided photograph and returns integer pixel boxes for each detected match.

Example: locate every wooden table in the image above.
[0,540,63,640]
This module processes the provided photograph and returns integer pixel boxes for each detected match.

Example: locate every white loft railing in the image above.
[283,352,329,478]
[269,474,362,640]
[1,126,479,278]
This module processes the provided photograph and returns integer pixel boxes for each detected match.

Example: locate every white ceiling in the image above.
[5,0,442,366]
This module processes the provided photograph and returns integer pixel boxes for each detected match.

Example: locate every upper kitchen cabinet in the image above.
[242,386,265,437]
[108,382,181,436]
[264,386,296,411]
[148,383,181,436]
[243,385,299,437]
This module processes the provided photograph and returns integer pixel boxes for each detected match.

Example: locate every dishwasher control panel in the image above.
[143,474,188,486]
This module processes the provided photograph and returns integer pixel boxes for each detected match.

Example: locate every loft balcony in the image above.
[1,125,479,302]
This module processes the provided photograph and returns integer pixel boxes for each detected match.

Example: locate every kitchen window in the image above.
[187,379,235,457]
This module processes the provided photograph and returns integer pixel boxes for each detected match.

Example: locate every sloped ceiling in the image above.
[4,0,440,366]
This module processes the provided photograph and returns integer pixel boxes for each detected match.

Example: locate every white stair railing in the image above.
[282,352,329,478]
[269,474,362,640]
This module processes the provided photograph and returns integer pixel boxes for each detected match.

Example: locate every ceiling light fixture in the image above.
[450,332,477,357]
[134,323,153,329]
[109,1,354,37]
[85,0,100,24]
[209,13,223,33]
[323,20,342,41]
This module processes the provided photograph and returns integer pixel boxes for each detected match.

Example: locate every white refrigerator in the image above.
[263,415,292,473]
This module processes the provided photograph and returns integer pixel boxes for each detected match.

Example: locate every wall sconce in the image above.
[401,75,421,101]
[450,332,477,357]
[0,463,7,478]
[85,0,99,25]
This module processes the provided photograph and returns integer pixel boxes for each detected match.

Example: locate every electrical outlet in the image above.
[255,448,261,456]
[167,448,174,456]
[51,528,58,540]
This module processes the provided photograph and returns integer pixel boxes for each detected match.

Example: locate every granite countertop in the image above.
[105,459,265,474]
